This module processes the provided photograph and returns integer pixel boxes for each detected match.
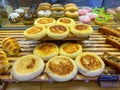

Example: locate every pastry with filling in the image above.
[1,37,20,56]
[12,55,44,81]
[8,13,21,23]
[23,26,46,40]
[15,8,25,17]
[70,24,93,37]
[33,43,59,61]
[51,6,65,18]
[34,17,56,27]
[60,42,82,58]
[45,56,78,82]
[57,17,75,27]
[0,51,9,74]
[75,52,105,77]
[47,24,69,39]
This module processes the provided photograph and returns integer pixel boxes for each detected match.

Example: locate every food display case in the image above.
[0,0,120,89]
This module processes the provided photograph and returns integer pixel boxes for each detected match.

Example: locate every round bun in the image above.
[75,52,105,77]
[52,4,63,7]
[64,3,76,8]
[39,2,51,7]
[8,13,21,23]
[34,17,56,27]
[51,6,65,18]
[37,6,51,11]
[60,42,82,58]
[12,55,45,81]
[0,50,9,74]
[23,26,46,40]
[65,6,78,11]
[65,11,79,18]
[45,56,78,82]
[57,17,75,27]
[33,43,59,61]
[47,24,69,39]
[70,24,93,37]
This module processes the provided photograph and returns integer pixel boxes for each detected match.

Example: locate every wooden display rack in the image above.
[0,30,120,89]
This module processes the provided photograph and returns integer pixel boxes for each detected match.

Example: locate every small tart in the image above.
[33,43,59,61]
[12,55,44,81]
[23,26,46,40]
[45,56,78,82]
[57,17,75,27]
[75,52,105,77]
[70,24,93,37]
[47,24,69,39]
[34,17,56,27]
[60,42,82,58]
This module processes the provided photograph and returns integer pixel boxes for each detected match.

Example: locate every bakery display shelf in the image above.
[0,30,120,83]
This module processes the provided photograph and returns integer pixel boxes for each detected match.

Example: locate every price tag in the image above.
[98,74,119,82]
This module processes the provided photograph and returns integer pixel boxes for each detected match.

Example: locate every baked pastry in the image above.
[99,25,120,37]
[51,6,65,18]
[23,13,34,25]
[65,4,79,18]
[34,17,56,27]
[8,13,21,23]
[0,51,9,74]
[86,13,98,20]
[70,24,93,37]
[38,10,51,17]
[94,16,108,25]
[52,4,63,7]
[101,52,120,72]
[83,7,92,12]
[15,8,25,17]
[79,16,91,24]
[1,37,20,56]
[47,24,69,39]
[106,35,120,49]
[78,9,88,16]
[57,17,75,27]
[45,56,78,82]
[23,26,46,40]
[39,2,51,7]
[60,42,82,59]
[12,55,44,81]
[33,43,59,61]
[64,3,77,8]
[75,52,105,77]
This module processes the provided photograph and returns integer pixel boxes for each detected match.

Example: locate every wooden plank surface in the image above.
[0,30,120,82]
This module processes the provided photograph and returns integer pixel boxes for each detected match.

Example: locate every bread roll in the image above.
[23,26,46,40]
[1,37,20,56]
[75,52,105,77]
[33,43,59,61]
[45,56,78,82]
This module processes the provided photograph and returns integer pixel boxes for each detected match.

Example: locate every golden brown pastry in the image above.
[57,17,75,27]
[51,6,65,18]
[1,37,20,56]
[101,52,120,72]
[106,35,120,49]
[64,3,77,8]
[60,42,82,58]
[23,26,46,40]
[34,17,56,27]
[47,24,69,39]
[33,43,59,61]
[75,52,105,77]
[0,51,9,74]
[45,56,78,82]
[99,25,120,37]
[12,55,45,81]
[39,2,51,7]
[70,24,93,37]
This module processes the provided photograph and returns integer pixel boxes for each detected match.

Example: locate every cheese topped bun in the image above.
[45,56,78,82]
[60,42,82,59]
[57,17,75,28]
[70,24,93,37]
[12,55,44,81]
[23,26,46,40]
[34,17,56,27]
[47,24,69,39]
[75,52,105,77]
[33,43,59,61]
